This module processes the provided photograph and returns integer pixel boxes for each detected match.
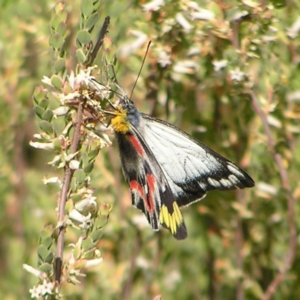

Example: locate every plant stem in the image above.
[249,91,296,300]
[55,103,83,286]
[87,16,110,67]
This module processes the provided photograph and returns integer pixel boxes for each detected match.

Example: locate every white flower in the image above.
[85,258,103,268]
[190,9,214,21]
[69,210,92,229]
[29,141,54,150]
[118,30,148,57]
[287,16,300,39]
[40,280,54,295]
[213,60,228,71]
[29,286,40,298]
[231,11,248,21]
[70,67,97,89]
[52,106,69,116]
[173,60,199,74]
[43,177,61,185]
[23,264,42,277]
[69,210,91,222]
[142,0,164,11]
[157,50,171,67]
[229,68,245,82]
[188,2,215,20]
[75,197,97,212]
[69,159,80,170]
[175,13,193,32]
[29,280,54,298]
[41,76,52,85]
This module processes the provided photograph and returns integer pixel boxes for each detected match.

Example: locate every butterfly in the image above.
[106,95,254,240]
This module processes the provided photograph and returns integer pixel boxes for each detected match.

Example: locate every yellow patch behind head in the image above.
[110,106,130,134]
[159,203,183,235]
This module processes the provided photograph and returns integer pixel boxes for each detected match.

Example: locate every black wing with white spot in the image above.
[141,114,255,207]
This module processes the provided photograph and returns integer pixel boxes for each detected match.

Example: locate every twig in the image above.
[249,91,296,300]
[55,103,83,285]
[86,16,110,67]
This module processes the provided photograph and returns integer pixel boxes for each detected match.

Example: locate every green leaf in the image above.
[53,58,66,74]
[83,162,94,174]
[74,259,87,270]
[49,33,65,50]
[33,86,46,105]
[39,98,49,109]
[57,21,67,37]
[91,229,103,242]
[41,236,54,250]
[45,252,55,264]
[75,169,86,184]
[99,203,112,216]
[42,109,54,122]
[82,237,94,252]
[39,120,53,134]
[86,12,99,31]
[70,193,82,203]
[38,263,53,274]
[33,105,45,119]
[88,148,100,161]
[37,244,49,262]
[51,74,63,89]
[82,248,96,259]
[76,48,87,64]
[50,15,61,32]
[81,0,95,18]
[76,30,92,46]
[95,215,108,229]
[53,138,62,150]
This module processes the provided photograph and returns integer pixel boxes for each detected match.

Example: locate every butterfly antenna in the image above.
[129,40,152,100]
[89,78,120,111]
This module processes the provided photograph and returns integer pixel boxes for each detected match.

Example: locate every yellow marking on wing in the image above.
[110,106,130,134]
[159,202,183,234]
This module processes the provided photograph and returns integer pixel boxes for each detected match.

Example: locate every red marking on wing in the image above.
[130,175,156,214]
[146,174,155,213]
[129,135,145,157]
[130,180,146,202]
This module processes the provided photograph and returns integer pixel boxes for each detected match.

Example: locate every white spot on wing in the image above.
[144,184,148,194]
[199,182,207,190]
[208,177,221,188]
[227,163,244,178]
[228,174,240,185]
[220,178,232,188]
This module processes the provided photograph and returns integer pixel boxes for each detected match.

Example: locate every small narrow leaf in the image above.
[42,109,54,122]
[76,48,87,64]
[37,244,49,262]
[81,0,94,17]
[33,105,45,119]
[49,33,65,50]
[51,74,63,89]
[39,120,53,134]
[38,263,53,274]
[86,12,99,31]
[39,98,49,109]
[84,162,94,174]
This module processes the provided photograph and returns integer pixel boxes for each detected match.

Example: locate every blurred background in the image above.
[1,0,300,299]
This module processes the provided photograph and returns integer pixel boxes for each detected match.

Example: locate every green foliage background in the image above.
[1,0,300,299]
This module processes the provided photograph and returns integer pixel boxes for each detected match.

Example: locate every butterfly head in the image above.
[110,97,141,134]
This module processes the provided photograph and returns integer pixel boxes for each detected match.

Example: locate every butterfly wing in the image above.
[141,114,255,207]
[111,96,254,239]
[115,129,188,239]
